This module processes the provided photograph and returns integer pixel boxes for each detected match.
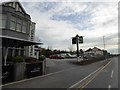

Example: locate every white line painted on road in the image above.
[111,70,114,78]
[68,66,103,89]
[68,60,111,89]
[1,66,81,87]
[108,85,111,89]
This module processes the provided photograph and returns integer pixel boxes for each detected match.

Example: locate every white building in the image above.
[85,47,104,56]
[29,22,42,59]
[29,22,36,57]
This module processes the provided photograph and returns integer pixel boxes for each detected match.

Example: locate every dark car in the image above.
[48,54,64,59]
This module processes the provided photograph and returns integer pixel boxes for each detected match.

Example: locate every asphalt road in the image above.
[1,57,118,89]
[83,57,118,89]
[71,57,118,89]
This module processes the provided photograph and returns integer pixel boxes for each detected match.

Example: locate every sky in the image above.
[1,0,119,54]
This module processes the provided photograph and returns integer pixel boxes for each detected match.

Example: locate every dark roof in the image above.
[85,47,102,52]
[1,35,43,47]
[1,0,28,16]
[85,48,92,52]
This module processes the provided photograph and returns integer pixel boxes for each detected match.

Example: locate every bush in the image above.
[25,57,37,63]
[39,55,46,61]
[13,56,24,63]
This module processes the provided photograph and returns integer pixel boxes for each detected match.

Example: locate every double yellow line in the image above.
[78,60,112,90]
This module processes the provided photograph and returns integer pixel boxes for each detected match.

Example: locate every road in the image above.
[70,57,118,89]
[1,57,118,89]
[83,57,118,89]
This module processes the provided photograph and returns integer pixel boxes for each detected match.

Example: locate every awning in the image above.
[1,35,43,47]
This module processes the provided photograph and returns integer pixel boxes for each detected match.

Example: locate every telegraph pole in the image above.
[103,36,108,60]
[103,36,105,49]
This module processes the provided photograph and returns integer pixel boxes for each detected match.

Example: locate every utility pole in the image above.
[103,36,106,50]
[103,36,108,60]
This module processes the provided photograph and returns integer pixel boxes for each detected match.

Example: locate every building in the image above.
[29,22,36,57]
[0,0,41,65]
[85,47,104,56]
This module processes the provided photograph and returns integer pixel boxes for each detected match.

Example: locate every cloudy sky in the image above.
[1,0,119,54]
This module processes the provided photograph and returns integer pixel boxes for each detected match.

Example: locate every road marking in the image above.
[108,85,111,89]
[1,66,81,87]
[111,70,114,78]
[68,60,111,89]
[68,65,104,89]
[80,68,103,89]
[80,60,111,89]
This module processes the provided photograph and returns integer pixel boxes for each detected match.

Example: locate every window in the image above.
[20,50,25,56]
[0,14,7,28]
[10,16,16,30]
[16,24,21,32]
[16,3,19,11]
[16,18,22,32]
[22,21,27,33]
[14,49,19,57]
[19,8,22,12]
[10,22,16,30]
[8,49,13,57]
[8,3,13,7]
[13,2,16,8]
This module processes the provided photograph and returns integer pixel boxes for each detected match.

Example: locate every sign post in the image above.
[72,34,83,61]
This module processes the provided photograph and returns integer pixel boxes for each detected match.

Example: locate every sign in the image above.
[26,62,42,78]
[2,65,14,84]
[72,36,83,44]
[72,37,77,44]
[79,36,83,43]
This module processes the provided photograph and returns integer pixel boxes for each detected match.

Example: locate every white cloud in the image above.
[20,1,118,54]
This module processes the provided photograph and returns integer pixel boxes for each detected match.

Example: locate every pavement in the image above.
[1,57,118,89]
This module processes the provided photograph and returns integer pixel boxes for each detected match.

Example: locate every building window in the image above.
[8,49,13,57]
[8,3,13,7]
[19,8,22,12]
[16,3,19,11]
[10,16,16,30]
[22,21,27,33]
[13,2,16,8]
[20,50,25,56]
[16,18,22,32]
[14,49,19,57]
[0,14,6,28]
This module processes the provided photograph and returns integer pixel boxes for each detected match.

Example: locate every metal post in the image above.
[76,35,80,61]
[76,36,79,57]
[72,34,83,62]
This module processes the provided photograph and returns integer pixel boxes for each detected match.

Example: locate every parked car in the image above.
[48,54,64,59]
[68,54,77,58]
[60,53,77,58]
